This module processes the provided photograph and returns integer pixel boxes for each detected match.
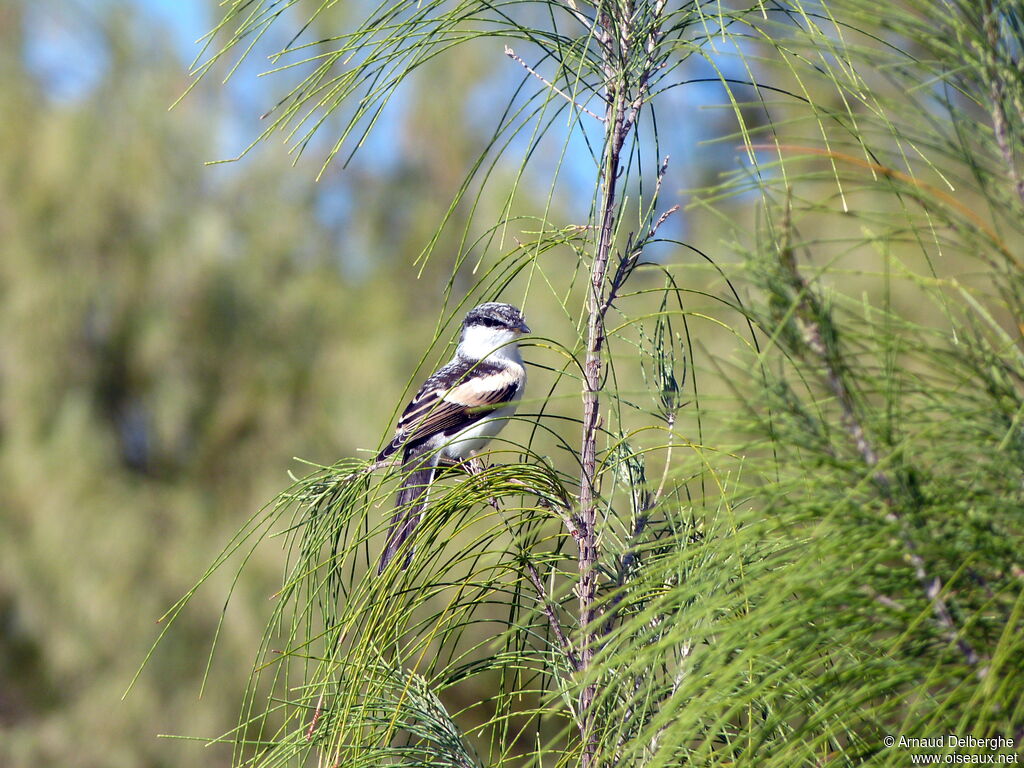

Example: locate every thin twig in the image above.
[599,205,678,316]
[305,691,325,741]
[463,460,582,675]
[340,452,462,484]
[649,204,680,240]
[600,157,679,321]
[863,586,908,614]
[523,560,582,673]
[326,456,401,486]
[564,0,598,43]
[504,46,607,122]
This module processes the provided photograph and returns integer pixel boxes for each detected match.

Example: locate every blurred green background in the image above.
[0,0,846,765]
[0,2,731,765]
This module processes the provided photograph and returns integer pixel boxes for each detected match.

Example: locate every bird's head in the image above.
[459,302,530,359]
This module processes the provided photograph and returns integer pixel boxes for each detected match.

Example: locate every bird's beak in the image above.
[517,319,531,334]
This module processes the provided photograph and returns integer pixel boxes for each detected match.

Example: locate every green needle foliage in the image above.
[160,0,1024,766]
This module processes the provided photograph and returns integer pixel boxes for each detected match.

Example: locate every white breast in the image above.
[440,369,524,461]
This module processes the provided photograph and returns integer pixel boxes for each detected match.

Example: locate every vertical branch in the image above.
[776,203,979,668]
[576,5,626,765]
[577,69,627,768]
[983,1,1024,206]
[576,1,666,764]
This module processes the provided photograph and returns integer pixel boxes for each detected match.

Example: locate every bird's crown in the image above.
[463,302,529,333]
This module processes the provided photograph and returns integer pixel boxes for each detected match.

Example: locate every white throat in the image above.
[458,324,523,363]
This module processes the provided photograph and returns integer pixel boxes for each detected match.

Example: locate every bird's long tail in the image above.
[378,449,436,574]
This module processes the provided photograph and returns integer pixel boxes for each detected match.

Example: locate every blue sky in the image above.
[23,0,757,238]
[25,0,209,101]
[132,0,208,56]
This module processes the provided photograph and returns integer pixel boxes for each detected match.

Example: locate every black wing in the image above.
[377,360,520,460]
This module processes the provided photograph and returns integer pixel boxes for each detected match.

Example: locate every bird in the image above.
[376,302,530,573]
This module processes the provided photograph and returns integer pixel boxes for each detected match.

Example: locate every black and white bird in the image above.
[377,302,530,573]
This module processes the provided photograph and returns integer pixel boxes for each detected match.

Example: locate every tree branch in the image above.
[577,4,668,764]
[776,202,980,669]
[577,48,626,768]
[983,1,1024,206]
